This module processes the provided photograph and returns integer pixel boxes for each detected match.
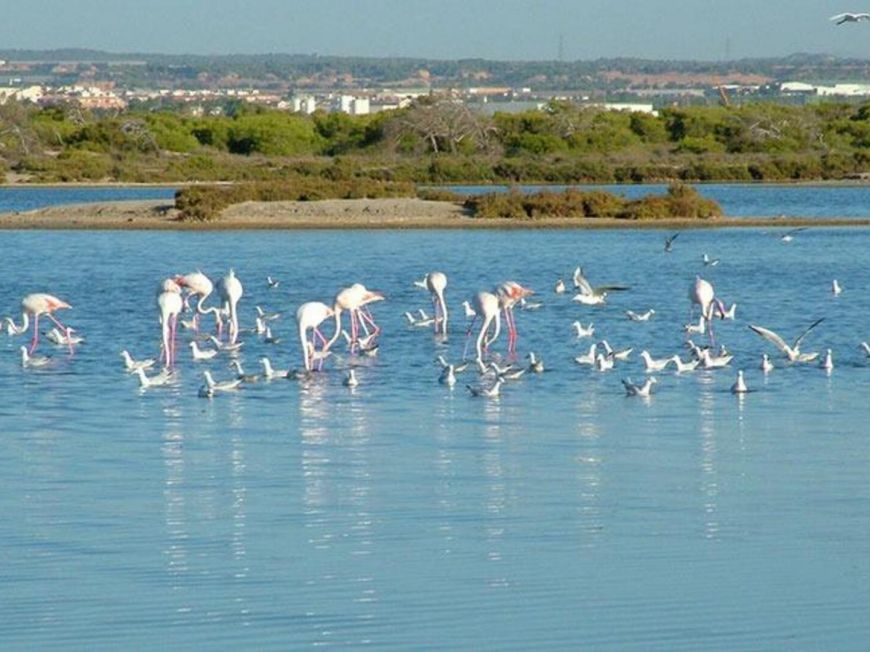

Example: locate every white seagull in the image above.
[702,253,720,267]
[190,341,219,361]
[554,279,566,294]
[134,367,172,388]
[820,349,834,372]
[260,357,288,380]
[574,344,598,366]
[640,351,672,373]
[671,355,700,373]
[573,321,595,339]
[601,340,632,361]
[626,309,655,322]
[120,350,156,373]
[832,280,843,296]
[343,369,359,387]
[831,12,870,25]
[748,318,824,363]
[861,342,870,357]
[467,379,503,398]
[572,266,629,305]
[527,352,544,373]
[20,346,51,368]
[761,353,774,374]
[439,364,457,386]
[730,370,748,394]
[623,377,657,398]
[202,370,242,393]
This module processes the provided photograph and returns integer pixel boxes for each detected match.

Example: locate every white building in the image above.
[350,97,370,115]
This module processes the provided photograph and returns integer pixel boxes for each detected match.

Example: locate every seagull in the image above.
[640,351,672,373]
[403,311,418,325]
[190,341,219,361]
[202,370,242,393]
[20,346,51,368]
[664,233,679,253]
[343,369,359,387]
[554,279,566,294]
[623,377,656,397]
[462,300,477,319]
[574,344,598,366]
[600,340,632,361]
[519,297,543,311]
[572,266,630,305]
[492,363,526,381]
[761,353,774,374]
[780,227,808,243]
[439,364,457,386]
[260,357,288,380]
[46,327,84,346]
[413,277,428,290]
[702,253,720,267]
[266,276,280,289]
[820,349,834,372]
[861,342,870,357]
[594,353,614,372]
[134,367,172,388]
[527,352,544,373]
[263,326,281,345]
[832,280,843,296]
[435,355,470,374]
[699,348,734,369]
[715,300,737,320]
[256,305,281,321]
[748,318,824,363]
[207,335,244,352]
[120,350,156,373]
[831,12,870,25]
[671,355,700,373]
[684,315,706,335]
[626,309,655,322]
[730,370,748,394]
[230,360,260,383]
[572,321,595,339]
[467,379,503,398]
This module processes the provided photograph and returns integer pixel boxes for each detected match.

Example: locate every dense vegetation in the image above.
[3,98,870,185]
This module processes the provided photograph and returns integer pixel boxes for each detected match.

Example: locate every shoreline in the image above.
[2,198,870,230]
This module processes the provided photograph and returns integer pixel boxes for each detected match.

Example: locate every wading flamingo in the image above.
[157,279,183,367]
[175,271,223,335]
[469,291,501,362]
[688,276,716,343]
[328,284,385,353]
[6,293,73,354]
[425,271,449,335]
[218,269,243,344]
[496,281,533,354]
[296,301,336,371]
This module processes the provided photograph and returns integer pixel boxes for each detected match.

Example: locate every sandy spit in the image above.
[2,198,870,230]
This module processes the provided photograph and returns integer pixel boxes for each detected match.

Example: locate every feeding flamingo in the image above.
[328,283,385,352]
[6,293,73,354]
[469,291,501,362]
[296,301,336,371]
[424,272,449,335]
[175,271,223,335]
[157,279,183,367]
[496,281,533,354]
[218,269,244,344]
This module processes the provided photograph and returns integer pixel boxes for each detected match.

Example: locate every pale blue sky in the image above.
[5,0,870,60]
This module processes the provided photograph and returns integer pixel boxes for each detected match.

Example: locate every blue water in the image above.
[1,225,869,650]
[0,186,176,214]
[447,183,870,218]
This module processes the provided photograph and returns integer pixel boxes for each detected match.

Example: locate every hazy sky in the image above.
[5,0,870,60]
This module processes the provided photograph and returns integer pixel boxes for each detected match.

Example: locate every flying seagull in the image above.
[748,317,825,363]
[664,233,679,252]
[831,13,870,25]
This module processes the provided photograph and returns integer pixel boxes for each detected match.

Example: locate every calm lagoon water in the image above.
[0,186,175,214]
[1,190,870,649]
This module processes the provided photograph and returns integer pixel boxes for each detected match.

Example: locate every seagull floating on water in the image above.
[202,370,242,393]
[664,233,679,253]
[20,346,51,368]
[730,370,748,394]
[702,253,720,267]
[623,377,656,398]
[832,280,843,296]
[207,335,244,352]
[574,344,597,366]
[780,227,808,243]
[641,351,672,373]
[715,301,737,320]
[266,276,280,289]
[527,352,544,373]
[601,340,632,361]
[820,349,834,372]
[467,379,503,398]
[120,350,156,373]
[626,309,655,322]
[573,321,595,339]
[684,315,706,335]
[554,279,566,294]
[439,364,457,386]
[343,369,359,387]
[761,353,774,374]
[259,357,288,380]
[135,367,172,388]
[671,355,700,373]
[190,341,219,361]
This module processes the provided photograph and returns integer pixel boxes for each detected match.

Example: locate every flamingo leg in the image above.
[29,313,39,354]
[462,315,478,361]
[46,313,74,355]
[359,309,380,336]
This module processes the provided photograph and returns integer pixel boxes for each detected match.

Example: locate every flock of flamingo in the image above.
[3,246,867,398]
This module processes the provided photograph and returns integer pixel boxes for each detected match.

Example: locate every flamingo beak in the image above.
[367,291,386,303]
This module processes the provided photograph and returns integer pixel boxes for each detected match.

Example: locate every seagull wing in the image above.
[785,227,808,236]
[748,324,792,356]
[830,13,850,21]
[792,317,825,350]
[574,268,594,295]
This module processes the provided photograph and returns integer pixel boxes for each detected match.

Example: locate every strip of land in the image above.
[2,198,870,230]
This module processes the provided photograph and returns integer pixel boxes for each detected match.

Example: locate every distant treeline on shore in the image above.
[2,97,870,185]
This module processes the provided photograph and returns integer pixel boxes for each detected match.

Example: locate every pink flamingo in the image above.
[157,279,183,367]
[471,291,501,362]
[425,272,449,335]
[6,293,73,354]
[688,276,716,344]
[296,301,336,371]
[175,271,223,335]
[496,281,534,354]
[328,283,385,352]
[218,269,244,344]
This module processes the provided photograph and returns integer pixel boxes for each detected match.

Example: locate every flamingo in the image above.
[296,301,335,371]
[175,271,223,335]
[470,291,501,362]
[425,272,449,335]
[157,279,183,367]
[689,276,716,343]
[218,269,244,344]
[496,281,533,354]
[328,284,385,352]
[6,293,73,354]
